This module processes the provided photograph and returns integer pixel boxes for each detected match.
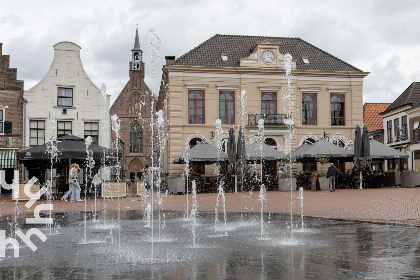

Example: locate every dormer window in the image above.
[302,57,310,64]
[221,54,228,61]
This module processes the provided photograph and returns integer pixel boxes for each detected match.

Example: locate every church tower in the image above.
[110,26,155,184]
[131,26,143,71]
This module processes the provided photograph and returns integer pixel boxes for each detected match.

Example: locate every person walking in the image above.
[62,163,82,201]
[326,163,338,192]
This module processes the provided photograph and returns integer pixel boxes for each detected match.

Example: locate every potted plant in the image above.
[315,157,330,191]
[167,173,185,194]
[400,170,420,188]
[278,173,296,191]
[384,170,401,187]
[13,180,39,201]
[102,179,127,198]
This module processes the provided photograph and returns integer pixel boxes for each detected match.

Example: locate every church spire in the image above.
[131,26,142,70]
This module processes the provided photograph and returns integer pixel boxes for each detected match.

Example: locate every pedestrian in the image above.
[326,163,338,192]
[62,163,82,201]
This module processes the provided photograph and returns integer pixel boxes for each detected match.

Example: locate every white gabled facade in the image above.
[24,41,111,149]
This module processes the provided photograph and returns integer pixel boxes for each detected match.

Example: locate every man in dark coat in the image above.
[326,163,338,192]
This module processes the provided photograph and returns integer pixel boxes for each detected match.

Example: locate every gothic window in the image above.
[130,122,143,154]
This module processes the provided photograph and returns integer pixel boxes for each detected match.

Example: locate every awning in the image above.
[0,149,17,168]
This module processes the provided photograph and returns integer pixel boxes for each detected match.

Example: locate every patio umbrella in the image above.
[293,139,353,160]
[173,141,228,164]
[246,141,286,162]
[361,124,371,169]
[228,126,236,173]
[353,124,362,170]
[369,140,409,159]
[17,135,118,163]
[236,126,246,174]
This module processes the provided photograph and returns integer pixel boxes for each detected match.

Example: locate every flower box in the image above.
[318,177,330,191]
[167,177,185,194]
[278,178,296,191]
[13,183,40,201]
[101,181,126,198]
[400,172,420,188]
[385,172,401,187]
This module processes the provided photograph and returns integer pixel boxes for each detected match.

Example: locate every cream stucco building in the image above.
[158,35,369,176]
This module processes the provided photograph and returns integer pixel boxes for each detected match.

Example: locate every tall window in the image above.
[261,92,277,115]
[0,109,4,133]
[189,137,205,174]
[57,87,73,107]
[130,122,143,154]
[57,121,72,138]
[30,120,45,146]
[84,122,99,144]
[219,91,235,124]
[330,94,345,126]
[387,120,393,143]
[401,116,408,140]
[302,93,317,125]
[394,118,400,142]
[188,90,205,124]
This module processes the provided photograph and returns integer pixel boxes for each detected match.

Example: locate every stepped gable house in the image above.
[0,43,24,193]
[110,27,156,181]
[158,34,369,176]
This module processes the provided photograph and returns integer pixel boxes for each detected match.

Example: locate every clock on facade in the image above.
[262,50,275,63]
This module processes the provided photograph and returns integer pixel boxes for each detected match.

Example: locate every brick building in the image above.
[110,27,156,181]
[0,43,24,194]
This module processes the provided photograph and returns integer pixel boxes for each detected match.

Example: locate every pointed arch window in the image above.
[130,122,143,154]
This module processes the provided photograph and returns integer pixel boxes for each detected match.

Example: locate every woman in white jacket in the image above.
[61,163,82,201]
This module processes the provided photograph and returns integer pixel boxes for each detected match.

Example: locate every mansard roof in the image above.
[382,82,420,114]
[172,34,362,72]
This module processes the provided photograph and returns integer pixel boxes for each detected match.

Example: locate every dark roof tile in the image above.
[173,34,362,72]
[382,82,420,114]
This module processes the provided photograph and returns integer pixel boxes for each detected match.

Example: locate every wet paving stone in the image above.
[0,210,419,279]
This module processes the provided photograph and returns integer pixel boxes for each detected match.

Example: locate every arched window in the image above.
[219,91,235,124]
[261,92,277,116]
[189,137,202,148]
[130,122,143,153]
[302,93,317,125]
[188,90,205,124]
[331,94,345,126]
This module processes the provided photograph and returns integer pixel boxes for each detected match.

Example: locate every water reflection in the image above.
[0,211,419,279]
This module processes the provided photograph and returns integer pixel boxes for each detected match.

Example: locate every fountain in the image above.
[2,32,420,280]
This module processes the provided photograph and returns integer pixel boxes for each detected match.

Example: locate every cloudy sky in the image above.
[1,0,419,106]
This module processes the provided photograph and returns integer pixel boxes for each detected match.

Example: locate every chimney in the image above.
[165,56,176,66]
